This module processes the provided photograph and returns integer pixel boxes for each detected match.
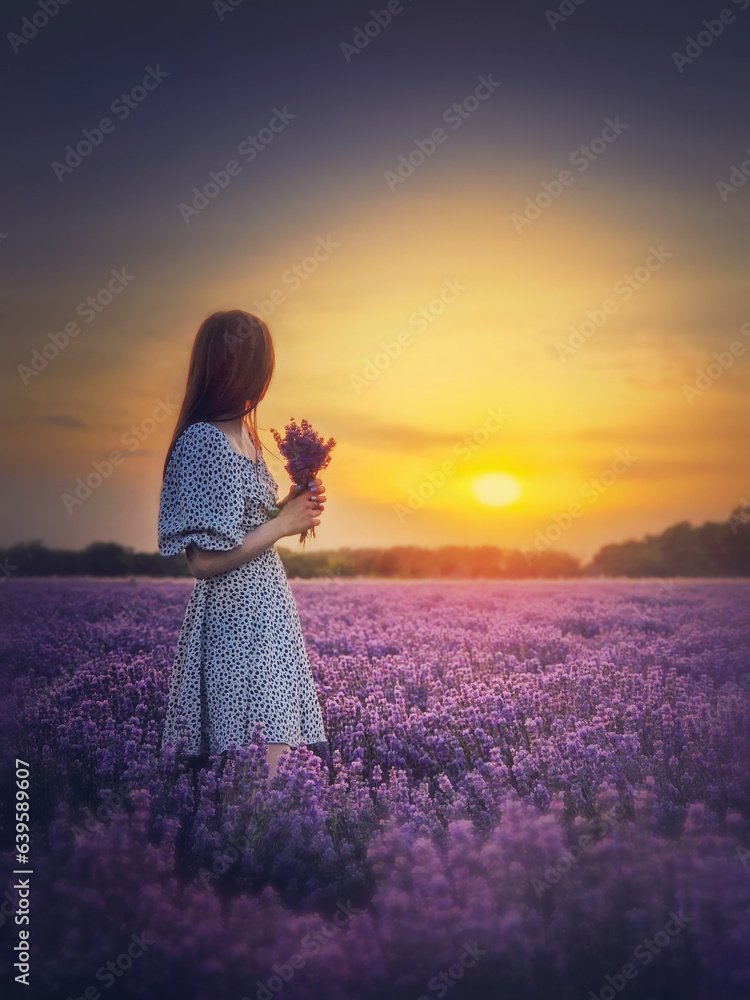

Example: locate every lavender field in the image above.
[1,577,749,1000]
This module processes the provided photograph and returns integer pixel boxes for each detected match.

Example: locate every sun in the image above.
[471,472,522,507]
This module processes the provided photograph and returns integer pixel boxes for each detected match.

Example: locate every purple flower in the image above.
[271,417,336,544]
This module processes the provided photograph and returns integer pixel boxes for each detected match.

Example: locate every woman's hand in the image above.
[274,478,326,538]
[278,477,325,509]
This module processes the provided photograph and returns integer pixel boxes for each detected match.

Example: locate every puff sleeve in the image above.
[158,423,246,557]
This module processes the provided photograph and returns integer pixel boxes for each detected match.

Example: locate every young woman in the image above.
[157,309,327,784]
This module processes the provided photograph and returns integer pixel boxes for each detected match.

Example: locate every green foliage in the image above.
[2,505,748,579]
[0,540,190,578]
[587,506,750,577]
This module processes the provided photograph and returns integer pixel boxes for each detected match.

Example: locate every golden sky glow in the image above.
[4,164,747,562]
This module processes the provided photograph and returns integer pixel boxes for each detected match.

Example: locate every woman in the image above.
[157,309,327,785]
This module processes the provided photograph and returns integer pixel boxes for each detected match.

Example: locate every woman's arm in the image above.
[185,519,285,580]
[185,482,325,580]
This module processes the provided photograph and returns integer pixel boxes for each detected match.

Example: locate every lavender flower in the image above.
[1,578,749,997]
[271,417,336,545]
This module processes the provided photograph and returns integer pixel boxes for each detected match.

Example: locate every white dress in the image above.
[157,421,327,754]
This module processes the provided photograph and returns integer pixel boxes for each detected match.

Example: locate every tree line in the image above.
[1,504,748,579]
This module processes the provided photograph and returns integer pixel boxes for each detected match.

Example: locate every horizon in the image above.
[4,496,749,579]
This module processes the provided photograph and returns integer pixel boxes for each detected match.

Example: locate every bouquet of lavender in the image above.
[270,417,336,545]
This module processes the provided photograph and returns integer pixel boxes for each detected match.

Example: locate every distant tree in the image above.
[82,542,134,576]
[585,509,750,577]
[3,510,749,579]
[535,550,582,578]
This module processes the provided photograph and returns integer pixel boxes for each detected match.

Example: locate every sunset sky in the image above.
[1,0,748,562]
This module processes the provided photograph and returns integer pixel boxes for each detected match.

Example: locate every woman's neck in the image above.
[211,415,245,437]
[207,416,257,460]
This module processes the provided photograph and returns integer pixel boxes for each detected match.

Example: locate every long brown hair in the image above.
[162,310,275,480]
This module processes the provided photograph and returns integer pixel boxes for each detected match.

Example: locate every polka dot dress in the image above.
[157,421,327,755]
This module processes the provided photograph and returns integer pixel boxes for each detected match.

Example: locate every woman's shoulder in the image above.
[166,422,234,475]
[175,421,227,452]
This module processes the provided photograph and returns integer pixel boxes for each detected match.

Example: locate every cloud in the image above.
[318,412,489,453]
[43,415,86,429]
